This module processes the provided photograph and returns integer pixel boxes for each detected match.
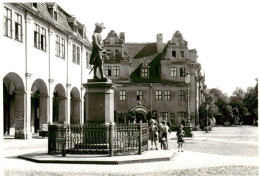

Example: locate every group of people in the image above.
[149,119,185,152]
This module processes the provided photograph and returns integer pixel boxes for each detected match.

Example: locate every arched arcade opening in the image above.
[53,84,66,124]
[3,72,26,138]
[31,79,48,133]
[70,87,81,124]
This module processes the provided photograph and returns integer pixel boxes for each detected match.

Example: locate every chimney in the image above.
[119,32,125,43]
[156,33,163,53]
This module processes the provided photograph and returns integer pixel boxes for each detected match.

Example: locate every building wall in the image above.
[1,3,92,139]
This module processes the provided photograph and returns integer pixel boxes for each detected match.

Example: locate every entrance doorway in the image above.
[32,90,40,133]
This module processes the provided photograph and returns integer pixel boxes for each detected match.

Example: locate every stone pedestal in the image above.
[83,79,115,124]
[184,125,193,137]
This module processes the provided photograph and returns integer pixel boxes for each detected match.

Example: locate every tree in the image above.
[221,105,233,123]
[243,82,258,125]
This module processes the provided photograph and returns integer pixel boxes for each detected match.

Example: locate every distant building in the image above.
[103,30,206,128]
[1,3,92,139]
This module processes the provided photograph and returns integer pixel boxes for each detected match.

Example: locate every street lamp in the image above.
[185,72,191,125]
[206,104,209,133]
[185,72,192,137]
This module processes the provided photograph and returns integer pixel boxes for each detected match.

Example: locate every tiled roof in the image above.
[124,43,147,58]
[19,3,91,47]
[133,43,158,59]
[129,45,168,83]
[130,52,163,83]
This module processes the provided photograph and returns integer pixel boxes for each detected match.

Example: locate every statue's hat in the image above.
[95,23,106,29]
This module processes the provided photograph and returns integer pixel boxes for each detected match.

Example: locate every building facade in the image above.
[103,30,206,128]
[1,3,92,139]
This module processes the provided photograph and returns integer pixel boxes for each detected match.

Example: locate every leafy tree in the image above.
[221,105,233,123]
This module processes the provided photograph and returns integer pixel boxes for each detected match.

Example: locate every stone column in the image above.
[39,95,49,129]
[83,80,115,124]
[14,90,26,139]
[58,96,66,124]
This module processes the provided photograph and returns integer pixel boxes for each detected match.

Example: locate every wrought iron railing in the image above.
[48,122,148,156]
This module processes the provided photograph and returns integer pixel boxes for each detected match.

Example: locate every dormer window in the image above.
[141,68,149,78]
[141,60,149,78]
[67,16,78,35]
[32,3,37,9]
[53,11,57,21]
[47,3,58,21]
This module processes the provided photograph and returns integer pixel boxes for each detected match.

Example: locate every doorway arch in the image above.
[31,79,48,133]
[70,87,80,124]
[129,102,150,123]
[53,84,66,124]
[3,72,25,138]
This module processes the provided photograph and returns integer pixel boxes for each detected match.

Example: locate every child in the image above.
[161,120,169,150]
[176,125,185,152]
[149,119,158,150]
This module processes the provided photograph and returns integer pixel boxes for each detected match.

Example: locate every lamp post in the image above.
[185,72,192,137]
[206,104,209,133]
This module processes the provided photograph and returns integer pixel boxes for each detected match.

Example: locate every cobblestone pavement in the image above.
[3,126,259,176]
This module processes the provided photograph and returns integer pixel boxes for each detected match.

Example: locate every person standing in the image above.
[176,125,185,152]
[161,120,169,149]
[149,119,158,150]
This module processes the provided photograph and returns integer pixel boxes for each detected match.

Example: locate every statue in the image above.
[89,23,107,80]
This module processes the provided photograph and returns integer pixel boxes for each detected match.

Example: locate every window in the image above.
[115,49,119,56]
[171,67,177,77]
[156,90,162,100]
[170,113,175,124]
[15,13,22,41]
[164,90,171,101]
[141,68,149,78]
[179,90,185,101]
[136,90,143,101]
[4,7,12,38]
[172,50,176,57]
[32,3,37,9]
[177,112,186,123]
[162,112,168,121]
[55,36,60,56]
[56,35,65,58]
[119,90,126,101]
[114,66,120,76]
[105,66,112,76]
[41,28,46,51]
[34,24,40,48]
[73,44,76,63]
[34,24,46,51]
[106,49,111,56]
[180,51,184,58]
[61,38,65,58]
[180,67,185,77]
[77,46,80,64]
[54,11,57,21]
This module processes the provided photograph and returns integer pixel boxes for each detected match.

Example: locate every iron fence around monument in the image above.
[48,122,148,156]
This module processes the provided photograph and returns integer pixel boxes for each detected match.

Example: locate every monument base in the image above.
[184,125,193,137]
[83,79,115,124]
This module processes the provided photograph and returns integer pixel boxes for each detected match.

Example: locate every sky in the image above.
[7,0,260,96]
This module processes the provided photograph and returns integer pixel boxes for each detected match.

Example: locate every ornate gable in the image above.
[104,30,124,44]
[168,31,188,48]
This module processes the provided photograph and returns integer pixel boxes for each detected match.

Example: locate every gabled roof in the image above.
[130,53,163,83]
[124,43,147,58]
[18,3,91,46]
[133,43,158,59]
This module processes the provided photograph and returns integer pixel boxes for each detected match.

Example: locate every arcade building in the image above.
[1,3,92,139]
